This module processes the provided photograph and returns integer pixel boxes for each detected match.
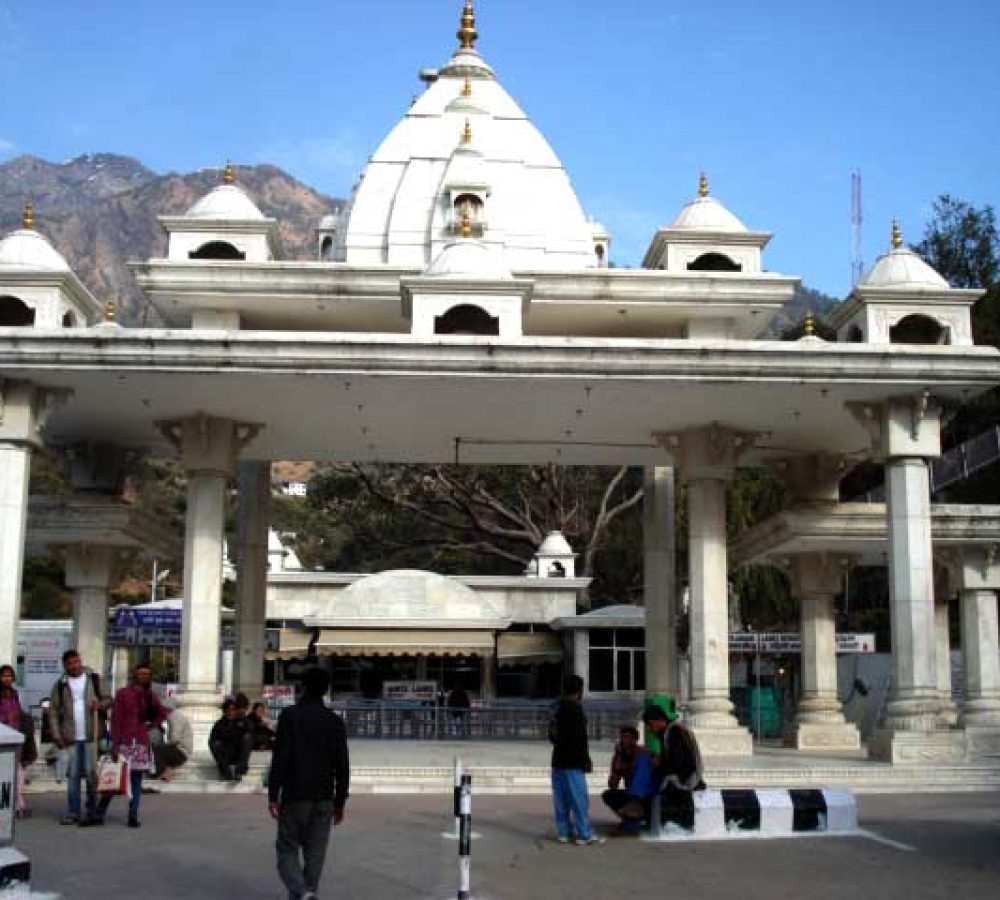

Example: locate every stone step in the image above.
[23,760,1000,795]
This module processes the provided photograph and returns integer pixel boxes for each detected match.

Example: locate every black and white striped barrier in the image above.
[646,788,857,840]
[457,774,472,900]
[443,758,463,839]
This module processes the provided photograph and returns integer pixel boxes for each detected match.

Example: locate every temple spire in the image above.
[891,218,902,250]
[462,119,473,146]
[222,160,235,185]
[698,171,709,199]
[457,1,478,51]
[21,201,34,230]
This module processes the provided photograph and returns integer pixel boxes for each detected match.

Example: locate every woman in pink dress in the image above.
[0,664,31,816]
[89,663,167,828]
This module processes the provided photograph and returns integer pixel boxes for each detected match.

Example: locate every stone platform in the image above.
[22,741,1000,797]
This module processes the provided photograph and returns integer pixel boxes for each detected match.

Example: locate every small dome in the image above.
[0,229,71,271]
[536,530,574,557]
[670,195,747,232]
[426,240,510,279]
[185,184,265,220]
[860,246,949,290]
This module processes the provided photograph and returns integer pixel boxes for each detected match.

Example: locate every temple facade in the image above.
[1,2,999,761]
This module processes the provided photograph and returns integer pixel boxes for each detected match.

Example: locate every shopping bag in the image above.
[96,755,131,797]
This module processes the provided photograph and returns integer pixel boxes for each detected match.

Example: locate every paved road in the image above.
[14,790,1000,899]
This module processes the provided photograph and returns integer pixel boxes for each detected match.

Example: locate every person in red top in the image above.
[0,664,32,817]
[86,664,167,828]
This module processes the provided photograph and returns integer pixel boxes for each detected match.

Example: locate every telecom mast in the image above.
[851,169,864,287]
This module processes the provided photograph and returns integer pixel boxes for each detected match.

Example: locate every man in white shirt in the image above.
[47,650,111,825]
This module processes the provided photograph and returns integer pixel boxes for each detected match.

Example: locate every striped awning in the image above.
[315,628,495,657]
[497,632,563,666]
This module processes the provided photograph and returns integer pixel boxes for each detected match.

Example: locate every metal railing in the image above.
[320,700,641,741]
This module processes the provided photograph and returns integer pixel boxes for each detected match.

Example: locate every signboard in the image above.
[382,680,438,701]
[17,623,73,710]
[0,744,15,843]
[113,607,182,628]
[107,618,235,650]
[728,633,876,654]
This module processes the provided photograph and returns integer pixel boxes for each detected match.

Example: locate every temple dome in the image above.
[185,184,265,221]
[669,195,747,233]
[426,239,511,279]
[333,3,599,271]
[0,228,71,271]
[860,246,949,290]
[536,531,574,557]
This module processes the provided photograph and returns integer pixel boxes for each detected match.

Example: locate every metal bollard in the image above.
[445,757,463,839]
[457,774,472,900]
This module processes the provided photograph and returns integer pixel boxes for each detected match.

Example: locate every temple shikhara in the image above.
[1,1,998,765]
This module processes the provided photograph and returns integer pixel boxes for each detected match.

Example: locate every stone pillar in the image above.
[643,466,677,697]
[852,395,965,762]
[934,595,958,726]
[956,546,1000,758]
[790,554,860,751]
[158,415,261,755]
[64,545,116,680]
[0,381,61,667]
[111,646,131,693]
[659,425,752,756]
[233,461,270,701]
[481,652,496,700]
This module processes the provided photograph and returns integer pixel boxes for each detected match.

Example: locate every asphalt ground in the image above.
[13,790,1000,899]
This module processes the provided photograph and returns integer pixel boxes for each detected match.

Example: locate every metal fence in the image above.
[323,700,641,741]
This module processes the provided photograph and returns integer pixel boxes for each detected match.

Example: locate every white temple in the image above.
[1,1,999,762]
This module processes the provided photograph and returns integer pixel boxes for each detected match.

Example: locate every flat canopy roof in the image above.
[731,502,1000,567]
[1,329,998,466]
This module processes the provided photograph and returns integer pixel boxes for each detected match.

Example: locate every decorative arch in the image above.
[687,252,742,272]
[188,240,246,261]
[434,304,499,336]
[319,235,334,260]
[0,295,35,327]
[889,314,949,345]
[61,310,78,327]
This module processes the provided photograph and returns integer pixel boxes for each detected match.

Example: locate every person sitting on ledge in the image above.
[642,704,705,830]
[601,725,655,836]
[209,698,253,781]
[248,702,276,751]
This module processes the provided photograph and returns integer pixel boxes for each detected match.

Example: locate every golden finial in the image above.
[891,218,902,250]
[21,201,35,230]
[457,0,478,51]
[698,172,709,198]
[462,77,473,98]
[460,209,473,239]
[462,119,473,146]
[103,298,117,323]
[222,161,234,185]
[803,311,816,337]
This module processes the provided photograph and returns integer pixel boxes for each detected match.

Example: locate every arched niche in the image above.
[188,240,246,261]
[0,295,35,327]
[319,235,334,260]
[434,304,499,336]
[687,252,742,273]
[889,314,949,345]
[61,310,78,327]
[847,324,865,343]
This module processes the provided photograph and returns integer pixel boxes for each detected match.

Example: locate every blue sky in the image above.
[1,0,998,298]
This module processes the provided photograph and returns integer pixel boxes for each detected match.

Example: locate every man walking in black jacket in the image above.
[268,667,350,900]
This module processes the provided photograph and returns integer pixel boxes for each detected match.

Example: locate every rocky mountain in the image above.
[0,153,343,323]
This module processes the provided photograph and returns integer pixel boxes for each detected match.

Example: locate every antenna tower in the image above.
[851,169,864,287]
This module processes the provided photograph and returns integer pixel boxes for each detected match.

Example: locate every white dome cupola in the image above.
[401,210,533,339]
[159,162,283,263]
[334,0,602,271]
[0,203,102,328]
[830,220,982,346]
[642,173,771,273]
